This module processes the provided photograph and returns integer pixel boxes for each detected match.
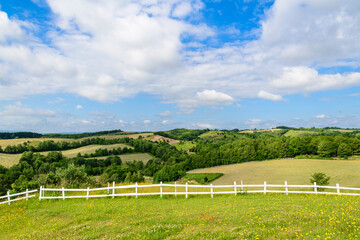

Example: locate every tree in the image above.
[310,172,330,191]
[337,143,352,157]
[55,164,88,187]
[317,140,338,157]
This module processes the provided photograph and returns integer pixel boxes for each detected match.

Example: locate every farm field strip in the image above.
[91,153,153,163]
[189,158,360,187]
[0,143,132,167]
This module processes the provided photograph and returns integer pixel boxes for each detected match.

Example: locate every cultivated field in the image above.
[0,144,132,167]
[0,153,22,168]
[189,158,360,187]
[0,133,152,148]
[92,153,153,163]
[2,194,360,239]
[0,138,72,148]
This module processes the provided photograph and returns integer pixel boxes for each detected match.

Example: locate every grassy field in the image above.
[188,158,360,187]
[0,133,153,148]
[181,173,223,184]
[2,193,360,239]
[0,144,132,167]
[92,153,153,163]
[0,153,22,168]
[173,141,196,151]
[0,138,73,148]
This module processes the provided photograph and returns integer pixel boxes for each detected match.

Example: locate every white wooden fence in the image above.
[38,181,360,200]
[0,189,37,205]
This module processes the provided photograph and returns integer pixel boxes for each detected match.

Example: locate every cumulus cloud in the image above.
[160,111,173,118]
[196,90,234,105]
[245,119,262,128]
[191,123,215,129]
[143,120,151,124]
[76,105,83,109]
[0,0,360,111]
[315,114,329,119]
[257,90,284,101]
[162,120,173,125]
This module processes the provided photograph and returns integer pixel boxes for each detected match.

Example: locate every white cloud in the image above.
[160,110,173,117]
[245,119,262,128]
[161,120,173,125]
[258,90,284,101]
[76,105,83,109]
[0,0,360,112]
[0,102,56,118]
[143,120,151,124]
[191,123,215,129]
[315,114,329,119]
[196,90,234,105]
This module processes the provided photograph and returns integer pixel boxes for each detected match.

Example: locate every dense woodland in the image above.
[1,128,360,195]
[0,129,124,140]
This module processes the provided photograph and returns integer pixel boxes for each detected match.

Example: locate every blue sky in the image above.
[0,0,360,133]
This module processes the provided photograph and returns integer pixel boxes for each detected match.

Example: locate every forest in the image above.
[1,129,360,195]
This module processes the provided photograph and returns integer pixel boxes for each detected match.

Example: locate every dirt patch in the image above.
[151,135,180,145]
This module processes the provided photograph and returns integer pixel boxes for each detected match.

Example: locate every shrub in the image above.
[310,172,330,191]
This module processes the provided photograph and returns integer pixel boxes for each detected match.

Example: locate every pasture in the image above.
[0,143,132,167]
[92,153,153,163]
[188,158,360,187]
[0,133,152,148]
[1,193,360,239]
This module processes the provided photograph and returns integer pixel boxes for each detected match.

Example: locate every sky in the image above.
[0,0,360,133]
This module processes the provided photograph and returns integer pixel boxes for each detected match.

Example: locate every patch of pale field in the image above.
[0,143,132,167]
[0,133,153,148]
[78,133,154,141]
[91,153,153,163]
[41,143,132,158]
[0,153,22,168]
[240,128,282,133]
[188,158,360,188]
[0,138,74,147]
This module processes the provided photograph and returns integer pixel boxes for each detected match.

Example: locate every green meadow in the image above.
[2,194,360,239]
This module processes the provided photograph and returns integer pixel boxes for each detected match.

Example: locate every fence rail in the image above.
[38,181,360,201]
[0,189,37,205]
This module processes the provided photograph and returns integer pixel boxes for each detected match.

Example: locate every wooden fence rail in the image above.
[38,181,360,201]
[0,189,37,205]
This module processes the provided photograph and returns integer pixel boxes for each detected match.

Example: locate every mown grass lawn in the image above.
[2,193,360,239]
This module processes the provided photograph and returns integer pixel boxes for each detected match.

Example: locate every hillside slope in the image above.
[189,158,360,187]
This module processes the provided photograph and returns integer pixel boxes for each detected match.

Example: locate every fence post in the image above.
[26,188,29,201]
[112,181,115,199]
[314,182,317,194]
[160,181,163,198]
[241,180,244,193]
[285,181,288,195]
[87,187,89,200]
[336,183,340,195]
[7,190,10,205]
[135,182,138,199]
[186,182,188,199]
[264,181,267,195]
[175,182,177,197]
[234,181,237,196]
[39,186,42,201]
[211,184,214,198]
[62,187,65,200]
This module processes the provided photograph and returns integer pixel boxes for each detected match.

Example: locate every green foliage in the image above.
[154,128,210,141]
[338,143,353,157]
[55,164,91,187]
[310,172,330,190]
[183,173,223,184]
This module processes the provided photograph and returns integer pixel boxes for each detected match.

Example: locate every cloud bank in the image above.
[0,0,360,112]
